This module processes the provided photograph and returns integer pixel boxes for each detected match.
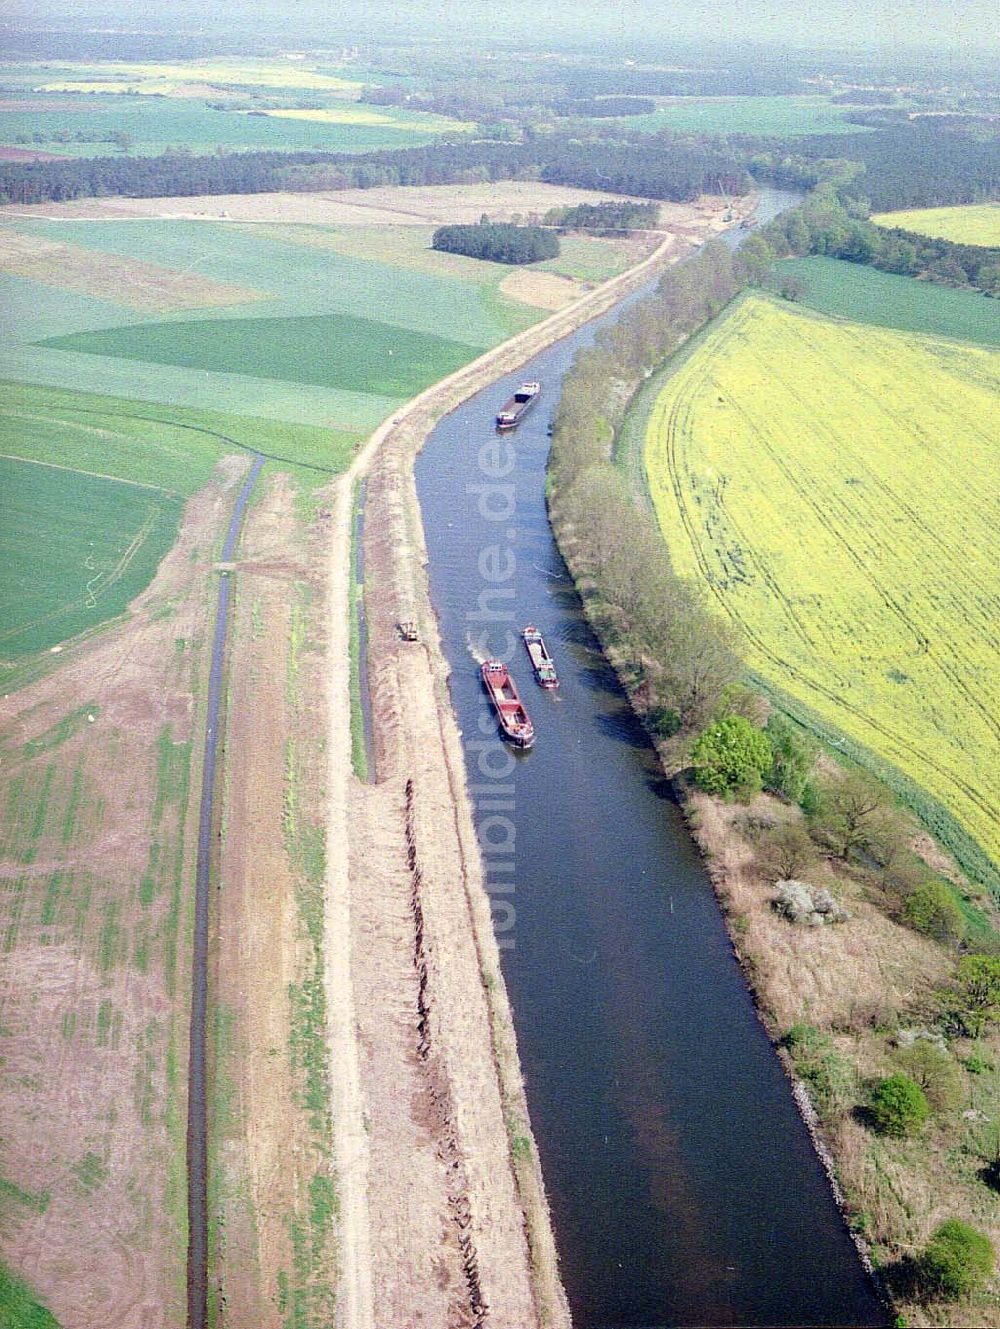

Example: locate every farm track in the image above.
[186,451,263,1329]
[647,294,1000,872]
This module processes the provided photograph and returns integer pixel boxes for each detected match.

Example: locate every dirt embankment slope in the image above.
[324,200,737,1327]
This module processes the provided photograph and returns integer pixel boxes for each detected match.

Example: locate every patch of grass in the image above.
[0,1177,51,1216]
[60,757,86,846]
[133,1021,158,1128]
[42,311,487,398]
[776,256,1000,347]
[537,233,641,283]
[96,997,113,1047]
[644,292,1000,886]
[71,1151,107,1194]
[287,975,330,1142]
[0,1262,62,1328]
[307,1172,338,1261]
[20,705,98,759]
[98,899,123,973]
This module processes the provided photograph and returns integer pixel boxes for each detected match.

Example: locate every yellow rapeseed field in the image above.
[872,203,1000,248]
[260,107,473,131]
[645,294,1000,875]
[37,60,362,93]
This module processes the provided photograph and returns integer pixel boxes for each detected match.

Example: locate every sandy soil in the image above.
[0,456,248,1328]
[0,146,71,161]
[0,227,265,309]
[499,268,583,309]
[0,182,737,230]
[321,206,734,1327]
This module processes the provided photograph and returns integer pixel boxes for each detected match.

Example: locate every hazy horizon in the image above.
[3,0,998,56]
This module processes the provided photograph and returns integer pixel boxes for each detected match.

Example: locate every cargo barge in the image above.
[496,381,541,430]
[522,625,559,689]
[481,660,535,748]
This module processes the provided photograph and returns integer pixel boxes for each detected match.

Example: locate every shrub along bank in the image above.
[547,216,1000,1325]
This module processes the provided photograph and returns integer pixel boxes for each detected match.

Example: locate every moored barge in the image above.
[496,381,541,430]
[481,660,535,747]
[522,625,559,688]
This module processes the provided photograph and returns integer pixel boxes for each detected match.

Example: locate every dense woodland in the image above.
[545,199,661,232]
[431,222,558,263]
[0,134,751,206]
[750,121,1000,211]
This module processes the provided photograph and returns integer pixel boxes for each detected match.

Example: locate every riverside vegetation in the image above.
[548,215,1000,1325]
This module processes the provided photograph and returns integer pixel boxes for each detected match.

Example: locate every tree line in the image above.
[431,222,558,263]
[0,132,751,207]
[757,183,1000,295]
[544,199,662,232]
[547,241,754,750]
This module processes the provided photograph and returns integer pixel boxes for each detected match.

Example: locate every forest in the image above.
[0,133,751,206]
[751,120,1000,212]
[431,222,559,263]
[545,200,662,232]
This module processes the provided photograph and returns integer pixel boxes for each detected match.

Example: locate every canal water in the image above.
[414,193,884,1327]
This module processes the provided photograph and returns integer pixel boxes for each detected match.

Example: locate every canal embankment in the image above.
[322,204,740,1326]
[414,187,885,1324]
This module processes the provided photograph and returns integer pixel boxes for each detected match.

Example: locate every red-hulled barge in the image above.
[496,380,541,430]
[481,660,535,748]
[522,625,559,689]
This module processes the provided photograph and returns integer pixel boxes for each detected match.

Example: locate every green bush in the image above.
[868,1073,930,1137]
[799,780,822,816]
[903,879,965,944]
[783,1023,856,1118]
[690,715,772,800]
[917,1219,995,1301]
[948,954,1000,1037]
[765,713,817,803]
[895,1042,964,1113]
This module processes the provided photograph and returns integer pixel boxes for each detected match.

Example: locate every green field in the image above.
[628,94,866,136]
[42,310,483,396]
[0,381,357,487]
[0,455,183,662]
[0,98,466,159]
[776,256,1000,347]
[0,55,470,158]
[872,203,1000,248]
[643,293,1000,890]
[0,202,613,668]
[6,217,534,342]
[1,217,551,426]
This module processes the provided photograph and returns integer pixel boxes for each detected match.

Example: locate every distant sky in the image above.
[4,0,997,54]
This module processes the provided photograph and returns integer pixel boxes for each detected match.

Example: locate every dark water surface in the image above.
[415,194,884,1328]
